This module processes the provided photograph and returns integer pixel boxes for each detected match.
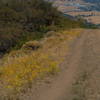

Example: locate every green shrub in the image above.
[0,0,87,53]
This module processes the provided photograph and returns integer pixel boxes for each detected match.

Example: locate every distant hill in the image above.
[47,0,100,24]
[47,0,100,11]
[84,0,100,3]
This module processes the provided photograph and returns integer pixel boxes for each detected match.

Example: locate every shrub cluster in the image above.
[0,0,86,53]
[0,0,61,52]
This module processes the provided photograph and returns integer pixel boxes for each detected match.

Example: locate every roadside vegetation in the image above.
[0,29,82,99]
[0,0,87,54]
[0,0,94,99]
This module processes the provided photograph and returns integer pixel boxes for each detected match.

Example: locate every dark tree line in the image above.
[0,0,86,53]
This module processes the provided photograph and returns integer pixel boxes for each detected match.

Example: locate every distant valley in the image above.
[48,0,100,24]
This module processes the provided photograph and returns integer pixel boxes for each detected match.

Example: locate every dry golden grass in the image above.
[0,29,82,95]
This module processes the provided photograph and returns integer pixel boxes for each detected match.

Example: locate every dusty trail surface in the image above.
[22,30,100,100]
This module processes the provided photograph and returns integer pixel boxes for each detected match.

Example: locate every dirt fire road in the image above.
[22,29,100,100]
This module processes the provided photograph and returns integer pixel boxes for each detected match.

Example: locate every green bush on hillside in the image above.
[0,0,86,53]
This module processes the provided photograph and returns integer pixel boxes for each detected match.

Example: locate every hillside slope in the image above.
[0,0,87,54]
[0,0,99,100]
[18,29,100,100]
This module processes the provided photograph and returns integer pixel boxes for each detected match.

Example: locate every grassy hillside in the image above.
[0,0,92,99]
[0,0,86,54]
[0,29,82,99]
